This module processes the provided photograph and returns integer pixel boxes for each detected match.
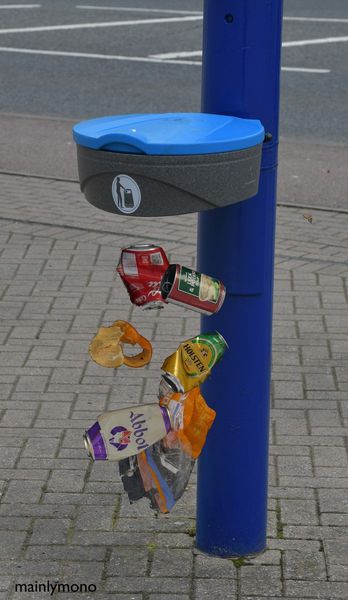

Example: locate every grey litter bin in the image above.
[73,112,265,217]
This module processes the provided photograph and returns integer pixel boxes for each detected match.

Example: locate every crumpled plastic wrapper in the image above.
[119,388,216,512]
[119,439,195,513]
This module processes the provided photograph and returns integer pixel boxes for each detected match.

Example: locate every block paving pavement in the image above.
[0,172,347,599]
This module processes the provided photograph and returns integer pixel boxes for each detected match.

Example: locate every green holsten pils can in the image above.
[160,264,226,315]
[160,331,228,393]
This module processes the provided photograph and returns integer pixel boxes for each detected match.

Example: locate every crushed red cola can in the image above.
[117,244,169,309]
[161,264,226,315]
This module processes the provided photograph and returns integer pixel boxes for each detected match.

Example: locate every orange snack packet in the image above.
[160,388,216,459]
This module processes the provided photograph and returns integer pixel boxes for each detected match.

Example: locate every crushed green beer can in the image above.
[160,332,228,394]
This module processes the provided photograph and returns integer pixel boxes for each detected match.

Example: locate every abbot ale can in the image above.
[160,264,225,315]
[117,244,169,309]
[84,403,172,461]
[161,332,228,392]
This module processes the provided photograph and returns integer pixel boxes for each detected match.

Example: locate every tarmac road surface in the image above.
[0,0,347,210]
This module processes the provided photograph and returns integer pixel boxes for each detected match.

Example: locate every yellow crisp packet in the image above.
[89,320,152,368]
[89,324,123,367]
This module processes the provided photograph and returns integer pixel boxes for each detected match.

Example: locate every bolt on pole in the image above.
[196,0,284,557]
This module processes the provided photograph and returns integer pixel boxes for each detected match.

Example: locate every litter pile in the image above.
[84,244,228,513]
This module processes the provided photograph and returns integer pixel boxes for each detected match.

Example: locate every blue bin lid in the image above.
[73,113,264,155]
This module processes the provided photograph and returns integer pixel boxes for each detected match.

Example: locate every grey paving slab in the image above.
[0,172,347,600]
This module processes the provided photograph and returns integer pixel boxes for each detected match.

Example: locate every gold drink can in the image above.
[161,332,228,392]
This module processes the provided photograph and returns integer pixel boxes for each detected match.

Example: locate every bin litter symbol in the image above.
[111,174,141,214]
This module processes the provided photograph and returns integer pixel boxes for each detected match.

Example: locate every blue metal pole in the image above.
[196,0,284,556]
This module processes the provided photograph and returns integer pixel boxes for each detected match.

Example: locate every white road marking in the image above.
[0,46,203,65]
[0,14,203,35]
[74,11,348,22]
[154,34,348,60]
[282,66,330,73]
[149,51,331,72]
[283,36,348,48]
[77,5,202,15]
[150,50,202,59]
[0,46,331,72]
[284,16,348,23]
[0,4,41,7]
